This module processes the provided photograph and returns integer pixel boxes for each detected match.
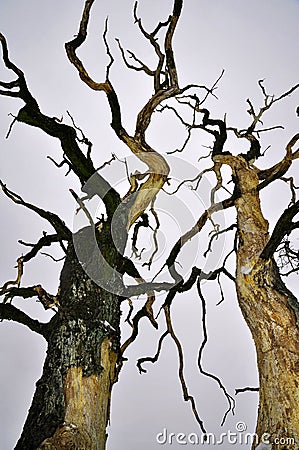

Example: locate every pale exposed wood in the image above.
[38,338,118,450]
[216,153,299,449]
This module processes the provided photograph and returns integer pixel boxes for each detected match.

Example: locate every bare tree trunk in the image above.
[15,241,122,450]
[233,157,299,449]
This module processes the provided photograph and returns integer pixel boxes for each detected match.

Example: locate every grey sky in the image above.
[0,1,299,449]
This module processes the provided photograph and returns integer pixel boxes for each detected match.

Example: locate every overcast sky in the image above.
[1,1,299,449]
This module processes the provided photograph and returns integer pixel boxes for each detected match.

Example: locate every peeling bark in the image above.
[37,339,118,450]
[14,243,122,450]
[1,1,299,449]
[221,155,299,449]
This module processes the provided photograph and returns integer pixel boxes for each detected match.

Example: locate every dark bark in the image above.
[260,200,299,261]
[15,241,122,450]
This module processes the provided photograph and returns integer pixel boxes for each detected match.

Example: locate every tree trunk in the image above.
[233,158,299,449]
[15,235,122,450]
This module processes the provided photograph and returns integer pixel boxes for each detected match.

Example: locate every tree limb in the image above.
[258,133,299,190]
[19,233,65,262]
[0,180,71,239]
[0,32,121,219]
[0,284,60,311]
[235,387,259,395]
[260,200,299,261]
[164,303,207,435]
[0,303,47,337]
[196,279,235,425]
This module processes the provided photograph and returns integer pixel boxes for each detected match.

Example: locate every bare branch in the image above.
[133,1,166,91]
[65,0,129,145]
[246,80,299,139]
[6,114,17,138]
[70,188,94,227]
[273,82,299,104]
[281,176,299,205]
[137,330,169,373]
[166,195,236,283]
[0,303,47,337]
[124,281,175,298]
[1,284,60,311]
[255,125,284,133]
[235,387,259,395]
[115,38,154,76]
[1,32,121,218]
[0,257,24,293]
[47,156,72,176]
[0,33,37,105]
[41,253,65,263]
[258,133,299,190]
[131,214,150,254]
[65,1,170,229]
[204,224,237,257]
[260,200,299,261]
[197,109,228,157]
[66,110,93,161]
[0,180,71,239]
[165,164,213,195]
[95,154,116,171]
[143,200,160,270]
[118,295,158,369]
[196,279,235,425]
[163,0,182,88]
[103,17,114,80]
[225,81,299,167]
[277,237,299,276]
[164,304,207,435]
[19,233,63,263]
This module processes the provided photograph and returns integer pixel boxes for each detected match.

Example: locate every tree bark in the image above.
[15,238,122,450]
[232,157,299,449]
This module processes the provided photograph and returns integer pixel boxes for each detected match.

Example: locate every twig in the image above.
[164,303,207,435]
[196,279,235,425]
[235,387,259,395]
[137,331,169,373]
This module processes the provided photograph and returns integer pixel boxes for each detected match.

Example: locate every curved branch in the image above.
[258,133,299,190]
[115,38,154,76]
[197,109,227,156]
[196,279,235,425]
[0,32,121,218]
[0,33,37,107]
[65,1,170,229]
[65,1,128,142]
[164,304,207,435]
[0,284,59,311]
[260,200,299,261]
[166,195,236,283]
[204,224,237,257]
[164,0,182,88]
[19,233,64,262]
[137,331,169,373]
[133,1,168,92]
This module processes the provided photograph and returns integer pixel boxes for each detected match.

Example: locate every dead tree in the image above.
[1,1,299,449]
